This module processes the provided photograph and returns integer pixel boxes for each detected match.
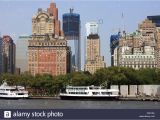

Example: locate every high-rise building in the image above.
[63,8,81,71]
[146,16,160,68]
[28,2,71,76]
[113,19,157,69]
[16,35,32,73]
[156,28,160,68]
[0,37,2,73]
[84,22,105,74]
[110,32,121,66]
[2,35,16,74]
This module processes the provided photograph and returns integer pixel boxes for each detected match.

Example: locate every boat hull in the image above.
[0,96,29,99]
[60,95,119,100]
[0,95,29,99]
[0,97,28,100]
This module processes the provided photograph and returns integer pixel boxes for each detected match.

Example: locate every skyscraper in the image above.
[2,35,16,74]
[84,22,105,74]
[156,28,160,68]
[110,32,121,66]
[28,2,71,76]
[147,15,160,68]
[63,8,81,71]
[16,35,32,73]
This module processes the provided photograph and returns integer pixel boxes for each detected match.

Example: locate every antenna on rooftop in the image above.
[121,12,126,32]
[70,8,74,13]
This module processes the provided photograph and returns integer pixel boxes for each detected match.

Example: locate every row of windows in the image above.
[29,63,66,66]
[29,42,66,46]
[123,56,154,59]
[69,92,87,94]
[122,65,155,68]
[123,58,155,61]
[121,62,156,64]
[29,49,66,53]
[68,88,88,90]
[122,59,155,62]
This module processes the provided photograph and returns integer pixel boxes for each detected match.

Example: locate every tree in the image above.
[93,68,113,88]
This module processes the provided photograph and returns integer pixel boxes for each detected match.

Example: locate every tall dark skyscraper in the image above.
[147,15,160,27]
[63,8,81,71]
[16,35,31,73]
[110,32,121,66]
[2,35,16,74]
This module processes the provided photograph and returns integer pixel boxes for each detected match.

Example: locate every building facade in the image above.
[16,35,32,73]
[28,2,71,76]
[63,9,81,71]
[147,15,160,68]
[84,22,105,74]
[155,27,160,68]
[2,35,16,74]
[110,32,121,66]
[0,37,2,73]
[113,18,157,69]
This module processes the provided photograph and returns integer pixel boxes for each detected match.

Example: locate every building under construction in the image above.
[63,8,81,71]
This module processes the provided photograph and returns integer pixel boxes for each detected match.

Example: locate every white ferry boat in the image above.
[60,85,119,100]
[0,81,29,99]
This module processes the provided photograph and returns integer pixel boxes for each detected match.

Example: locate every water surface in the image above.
[1,99,160,109]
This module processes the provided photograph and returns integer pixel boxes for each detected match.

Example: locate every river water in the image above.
[0,99,160,109]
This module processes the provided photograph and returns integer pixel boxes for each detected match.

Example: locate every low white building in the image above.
[111,85,160,97]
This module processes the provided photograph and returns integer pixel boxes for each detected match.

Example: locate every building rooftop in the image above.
[87,34,99,39]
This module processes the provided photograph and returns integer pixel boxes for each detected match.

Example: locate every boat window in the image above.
[17,93,24,95]
[89,87,99,90]
[68,87,88,90]
[10,89,17,91]
[92,92,100,95]
[101,92,112,95]
[94,87,99,89]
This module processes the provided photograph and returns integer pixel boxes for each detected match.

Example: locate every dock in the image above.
[119,96,160,101]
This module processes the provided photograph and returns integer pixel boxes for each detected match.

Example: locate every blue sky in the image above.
[0,0,160,69]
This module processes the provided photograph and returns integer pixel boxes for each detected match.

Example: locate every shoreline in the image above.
[28,96,160,101]
[29,96,60,99]
[119,97,160,101]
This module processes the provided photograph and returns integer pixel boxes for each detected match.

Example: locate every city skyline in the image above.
[0,0,160,68]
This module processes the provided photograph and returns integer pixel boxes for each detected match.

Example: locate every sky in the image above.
[0,0,160,69]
